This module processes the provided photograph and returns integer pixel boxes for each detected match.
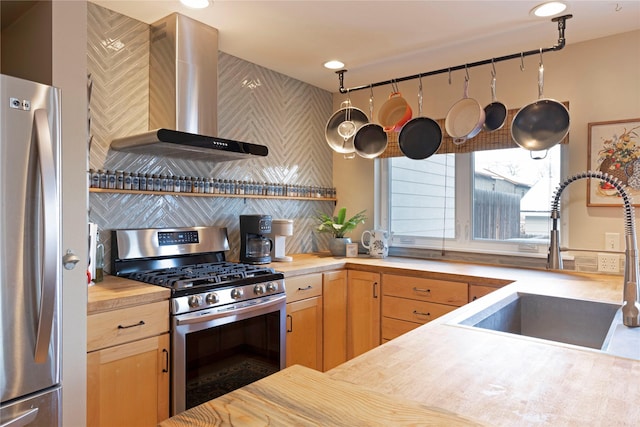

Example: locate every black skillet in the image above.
[483,68,508,132]
[398,77,442,160]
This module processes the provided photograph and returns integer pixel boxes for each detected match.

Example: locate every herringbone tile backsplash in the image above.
[87,3,334,264]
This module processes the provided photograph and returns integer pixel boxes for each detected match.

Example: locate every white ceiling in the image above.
[92,1,640,93]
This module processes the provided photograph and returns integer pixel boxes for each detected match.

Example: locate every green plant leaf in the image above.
[314,208,367,238]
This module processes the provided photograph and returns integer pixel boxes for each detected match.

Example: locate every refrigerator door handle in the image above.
[33,109,58,364]
[0,408,39,427]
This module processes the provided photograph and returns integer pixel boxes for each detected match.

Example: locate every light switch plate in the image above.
[605,232,620,251]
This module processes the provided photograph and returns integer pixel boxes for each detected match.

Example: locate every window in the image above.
[381,145,562,254]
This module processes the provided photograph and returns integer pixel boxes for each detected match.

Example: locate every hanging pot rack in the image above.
[336,14,572,93]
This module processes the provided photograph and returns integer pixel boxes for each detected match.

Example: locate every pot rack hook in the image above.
[464,64,469,82]
[368,84,375,120]
[491,59,496,78]
[520,52,525,71]
[448,68,452,85]
[539,47,544,66]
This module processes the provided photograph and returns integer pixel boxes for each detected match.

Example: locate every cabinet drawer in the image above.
[383,274,467,306]
[382,295,457,324]
[87,300,169,352]
[285,273,323,303]
[381,317,421,341]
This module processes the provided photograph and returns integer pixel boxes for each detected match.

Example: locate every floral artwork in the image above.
[588,119,640,206]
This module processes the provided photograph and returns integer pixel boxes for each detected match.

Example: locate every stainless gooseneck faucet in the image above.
[548,171,640,327]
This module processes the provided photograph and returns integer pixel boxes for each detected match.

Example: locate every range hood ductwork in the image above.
[110,13,268,162]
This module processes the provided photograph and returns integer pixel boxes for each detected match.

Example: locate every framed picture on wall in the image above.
[587,118,640,206]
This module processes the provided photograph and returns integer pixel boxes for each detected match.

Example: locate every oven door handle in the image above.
[175,294,286,325]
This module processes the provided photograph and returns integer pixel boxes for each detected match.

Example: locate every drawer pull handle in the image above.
[297,285,312,291]
[413,310,431,317]
[117,320,145,329]
[286,314,293,333]
[162,349,169,373]
[413,287,431,294]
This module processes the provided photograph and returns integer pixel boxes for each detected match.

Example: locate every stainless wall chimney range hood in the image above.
[110,13,268,162]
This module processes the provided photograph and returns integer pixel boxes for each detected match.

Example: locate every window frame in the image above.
[378,145,568,258]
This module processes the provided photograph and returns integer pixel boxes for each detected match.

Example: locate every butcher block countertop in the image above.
[159,364,482,427]
[87,274,170,314]
[93,253,640,425]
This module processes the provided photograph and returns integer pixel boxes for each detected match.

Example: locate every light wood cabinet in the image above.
[469,284,498,302]
[322,270,348,371]
[87,300,170,427]
[347,270,381,359]
[382,274,467,341]
[285,274,323,370]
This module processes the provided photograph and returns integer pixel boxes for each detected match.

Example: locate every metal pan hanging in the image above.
[354,87,387,159]
[398,77,442,160]
[445,70,485,145]
[325,99,369,154]
[483,62,507,132]
[511,51,569,153]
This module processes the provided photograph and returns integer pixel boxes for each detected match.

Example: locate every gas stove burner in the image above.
[126,261,278,291]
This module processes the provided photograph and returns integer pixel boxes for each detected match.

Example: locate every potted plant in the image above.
[316,207,367,256]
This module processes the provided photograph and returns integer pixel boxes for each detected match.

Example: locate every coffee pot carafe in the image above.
[240,214,272,264]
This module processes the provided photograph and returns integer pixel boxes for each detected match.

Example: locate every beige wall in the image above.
[334,30,640,252]
[0,1,52,84]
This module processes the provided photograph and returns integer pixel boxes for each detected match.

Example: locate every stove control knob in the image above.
[231,288,244,300]
[266,282,278,293]
[188,295,203,308]
[254,284,265,295]
[205,293,219,304]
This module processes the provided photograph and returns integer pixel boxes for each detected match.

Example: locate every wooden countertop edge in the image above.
[88,253,620,314]
[274,253,617,288]
[87,275,170,314]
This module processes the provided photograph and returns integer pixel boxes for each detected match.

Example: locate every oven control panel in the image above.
[171,279,284,315]
[158,230,199,246]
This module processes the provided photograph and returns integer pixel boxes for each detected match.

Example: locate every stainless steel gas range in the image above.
[111,226,286,415]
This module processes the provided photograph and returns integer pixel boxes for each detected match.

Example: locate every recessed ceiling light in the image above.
[531,1,567,17]
[180,0,210,9]
[324,60,345,70]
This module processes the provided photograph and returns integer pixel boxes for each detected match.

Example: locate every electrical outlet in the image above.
[598,253,620,273]
[605,232,620,251]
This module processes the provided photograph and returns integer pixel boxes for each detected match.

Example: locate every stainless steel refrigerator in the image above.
[1,74,62,426]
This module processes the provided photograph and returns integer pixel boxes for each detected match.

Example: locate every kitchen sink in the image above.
[450,291,640,360]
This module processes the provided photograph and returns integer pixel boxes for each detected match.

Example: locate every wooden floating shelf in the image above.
[89,188,337,202]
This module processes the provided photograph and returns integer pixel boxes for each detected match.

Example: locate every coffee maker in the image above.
[239,214,272,264]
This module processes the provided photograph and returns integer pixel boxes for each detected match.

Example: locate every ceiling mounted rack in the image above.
[336,14,572,93]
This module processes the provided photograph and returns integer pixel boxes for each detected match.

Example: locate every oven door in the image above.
[171,293,286,414]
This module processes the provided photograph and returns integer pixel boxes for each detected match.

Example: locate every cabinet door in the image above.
[323,270,347,371]
[347,270,381,359]
[286,296,323,370]
[469,284,497,302]
[87,333,170,427]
